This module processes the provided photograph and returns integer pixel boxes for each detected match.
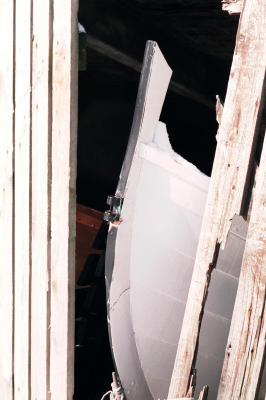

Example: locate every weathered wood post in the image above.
[168,0,266,397]
[217,133,266,398]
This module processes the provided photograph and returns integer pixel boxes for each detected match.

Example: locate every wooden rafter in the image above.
[222,0,243,15]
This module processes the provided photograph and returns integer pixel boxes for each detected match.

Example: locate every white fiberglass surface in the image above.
[130,122,209,397]
[108,122,246,399]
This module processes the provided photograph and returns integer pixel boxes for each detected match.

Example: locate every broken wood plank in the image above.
[222,0,243,15]
[49,0,78,398]
[0,1,14,398]
[14,0,32,398]
[31,0,52,398]
[168,0,266,397]
[217,132,266,399]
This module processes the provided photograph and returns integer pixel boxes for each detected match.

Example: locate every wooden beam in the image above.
[222,0,243,15]
[167,0,266,397]
[14,1,32,398]
[85,33,213,109]
[0,1,14,398]
[217,132,266,398]
[31,0,52,398]
[49,0,78,398]
[0,1,77,398]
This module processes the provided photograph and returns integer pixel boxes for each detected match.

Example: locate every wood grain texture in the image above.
[0,1,14,398]
[217,133,266,399]
[49,0,78,398]
[198,385,209,400]
[222,0,243,15]
[75,205,103,287]
[168,0,266,396]
[31,0,52,398]
[84,33,213,109]
[14,0,32,398]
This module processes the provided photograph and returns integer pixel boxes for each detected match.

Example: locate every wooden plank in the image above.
[0,1,14,398]
[222,0,243,15]
[76,204,103,229]
[168,0,266,397]
[198,386,209,400]
[49,0,78,398]
[217,133,266,399]
[75,205,103,287]
[14,0,32,398]
[31,0,51,398]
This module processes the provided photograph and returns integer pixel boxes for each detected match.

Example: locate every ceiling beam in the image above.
[84,33,214,109]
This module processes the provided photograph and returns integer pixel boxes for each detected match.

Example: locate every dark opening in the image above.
[74,2,239,399]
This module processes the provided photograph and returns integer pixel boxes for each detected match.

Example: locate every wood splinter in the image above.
[197,385,209,400]
[186,369,197,398]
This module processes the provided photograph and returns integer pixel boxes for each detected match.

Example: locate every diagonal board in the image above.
[217,132,266,399]
[168,0,266,397]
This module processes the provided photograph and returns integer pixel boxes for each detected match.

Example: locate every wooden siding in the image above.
[0,1,78,399]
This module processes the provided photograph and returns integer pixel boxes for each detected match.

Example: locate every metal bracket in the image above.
[104,195,123,223]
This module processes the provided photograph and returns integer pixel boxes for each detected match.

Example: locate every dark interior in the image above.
[74,1,239,398]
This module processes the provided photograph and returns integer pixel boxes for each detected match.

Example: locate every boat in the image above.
[105,41,247,400]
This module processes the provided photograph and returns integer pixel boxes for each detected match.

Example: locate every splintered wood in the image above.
[217,134,266,399]
[168,0,266,397]
[222,0,243,15]
[0,1,78,399]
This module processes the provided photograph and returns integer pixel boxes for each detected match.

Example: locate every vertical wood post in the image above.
[14,1,32,398]
[50,0,78,398]
[168,0,266,396]
[0,1,78,398]
[31,0,52,398]
[0,1,14,398]
[217,133,266,399]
